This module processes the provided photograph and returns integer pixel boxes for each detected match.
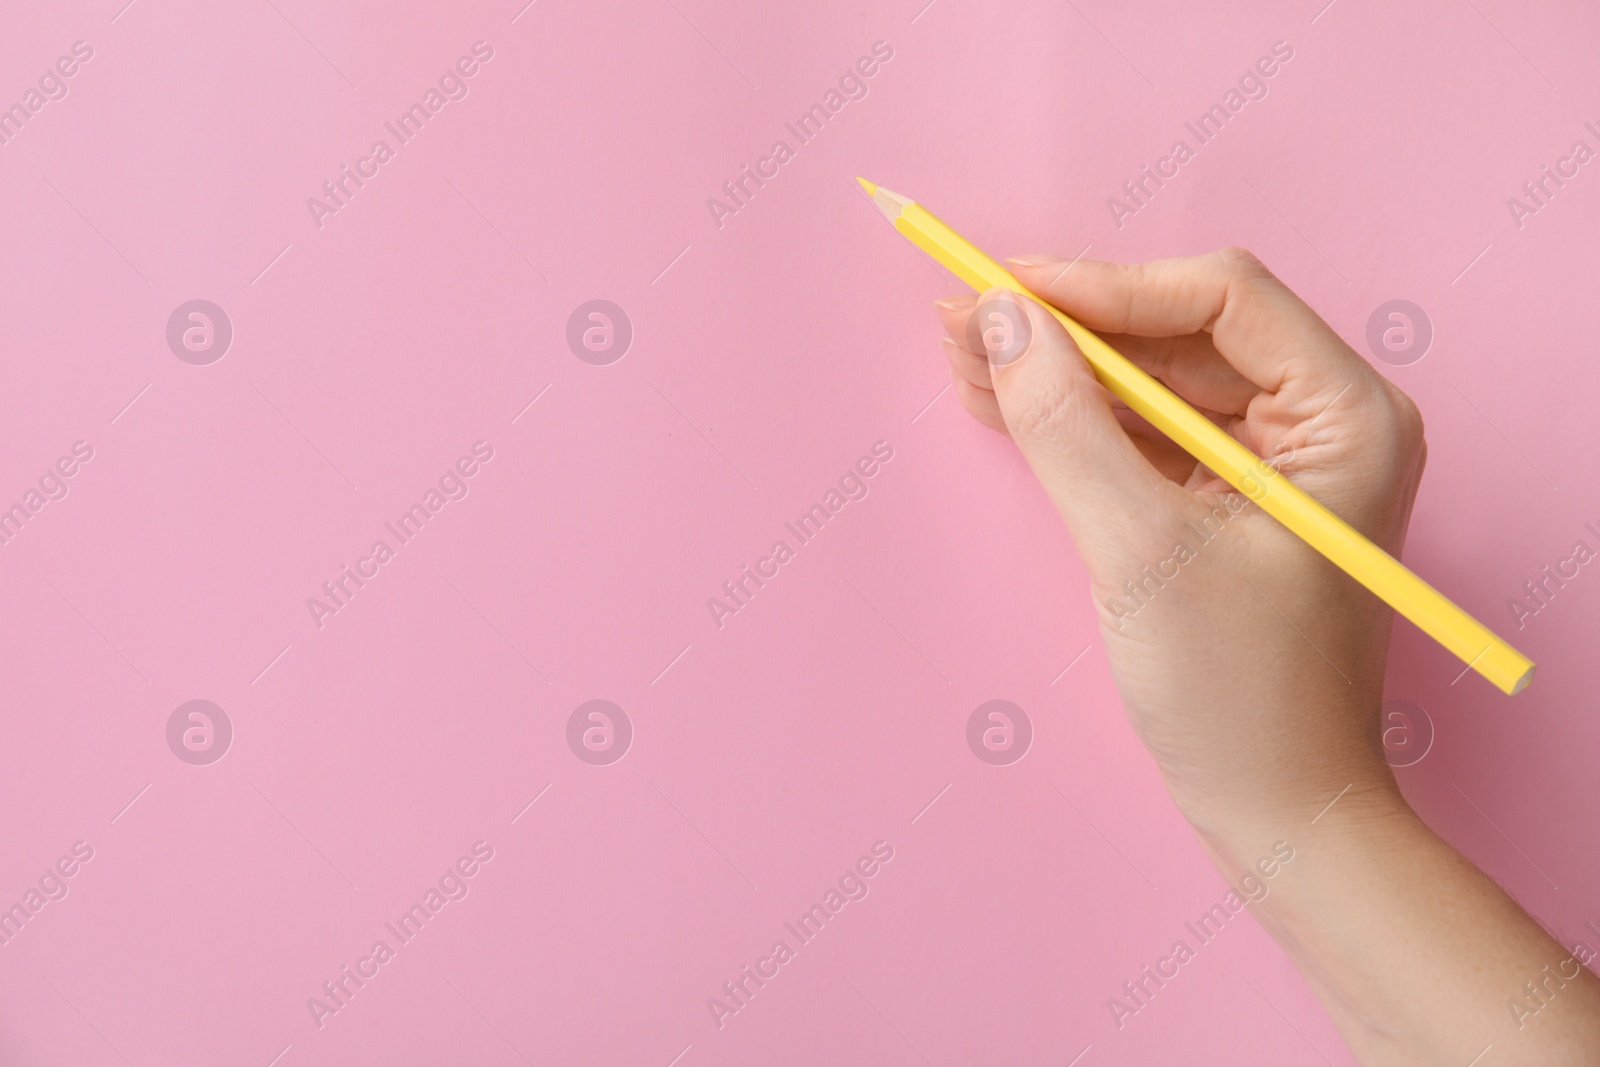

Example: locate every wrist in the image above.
[1178,765,1414,879]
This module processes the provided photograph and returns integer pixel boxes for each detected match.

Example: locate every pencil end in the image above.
[856,176,878,197]
[1510,663,1535,695]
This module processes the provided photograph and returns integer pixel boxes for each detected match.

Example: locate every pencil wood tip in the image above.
[861,181,913,222]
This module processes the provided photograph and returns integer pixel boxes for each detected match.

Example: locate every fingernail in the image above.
[1006,256,1058,269]
[934,294,976,311]
[969,289,1032,368]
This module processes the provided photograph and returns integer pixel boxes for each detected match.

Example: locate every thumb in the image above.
[975,288,1177,566]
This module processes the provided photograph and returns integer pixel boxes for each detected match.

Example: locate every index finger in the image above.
[1007,247,1371,395]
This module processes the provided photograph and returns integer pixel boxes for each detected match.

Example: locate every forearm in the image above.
[1193,784,1600,1065]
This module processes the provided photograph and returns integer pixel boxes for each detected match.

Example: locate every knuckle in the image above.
[1012,377,1077,442]
[1218,245,1266,274]
[1215,246,1285,324]
[1217,247,1282,297]
[1369,373,1425,442]
[1389,388,1426,448]
[1112,262,1145,332]
[1141,335,1179,380]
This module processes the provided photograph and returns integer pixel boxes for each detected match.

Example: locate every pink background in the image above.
[3,0,1598,1063]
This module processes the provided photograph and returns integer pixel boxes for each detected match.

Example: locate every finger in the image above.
[1100,331,1259,417]
[970,310,1254,476]
[945,293,1145,412]
[1113,395,1251,461]
[934,292,1254,422]
[933,293,978,341]
[1113,406,1203,484]
[978,288,1175,554]
[1007,248,1372,395]
[960,291,1246,476]
[942,291,1263,433]
[941,337,993,392]
[953,372,1008,433]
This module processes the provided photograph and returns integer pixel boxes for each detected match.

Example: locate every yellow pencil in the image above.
[859,177,1534,696]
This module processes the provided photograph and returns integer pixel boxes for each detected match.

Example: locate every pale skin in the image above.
[933,247,1600,1064]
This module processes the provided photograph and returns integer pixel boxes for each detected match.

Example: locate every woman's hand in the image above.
[935,247,1423,841]
[933,247,1600,1066]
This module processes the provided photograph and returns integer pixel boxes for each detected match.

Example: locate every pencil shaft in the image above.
[890,196,1533,695]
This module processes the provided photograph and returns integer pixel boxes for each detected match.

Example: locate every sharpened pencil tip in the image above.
[859,181,913,222]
